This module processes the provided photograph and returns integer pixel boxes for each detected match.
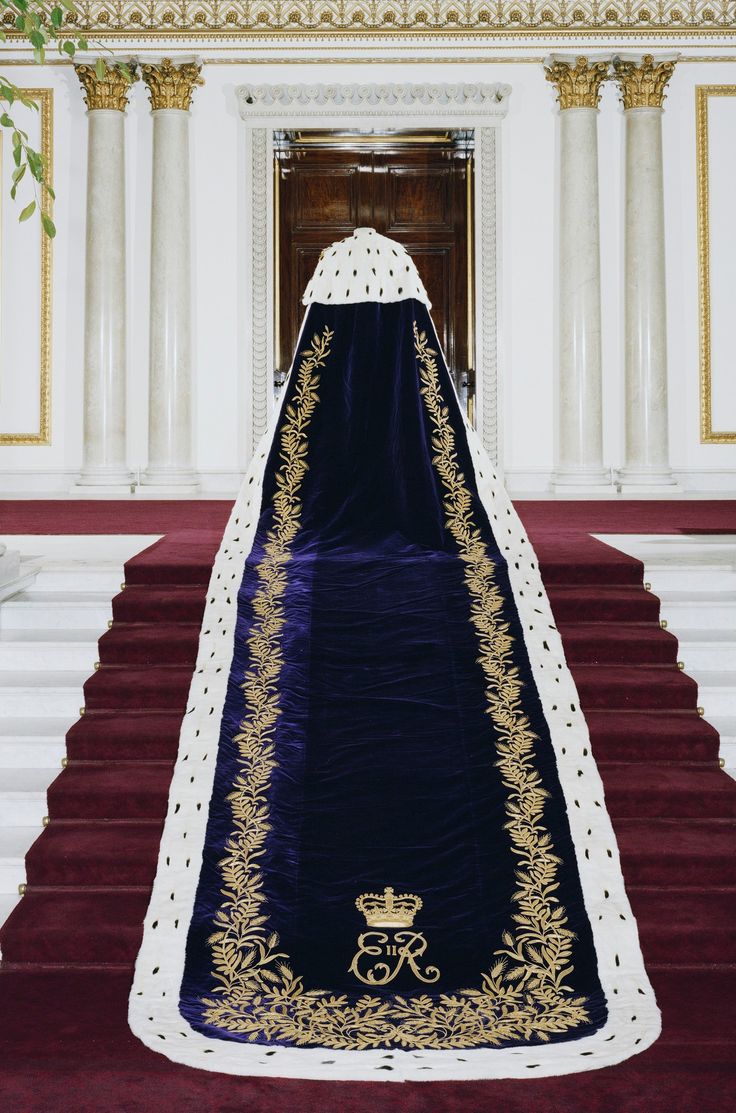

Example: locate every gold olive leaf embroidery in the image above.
[413,323,587,1012]
[199,320,589,1048]
[204,326,332,995]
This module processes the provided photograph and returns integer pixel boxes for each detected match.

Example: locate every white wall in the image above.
[1,52,735,493]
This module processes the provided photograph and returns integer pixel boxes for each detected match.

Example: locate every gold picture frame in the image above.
[0,87,53,446]
[697,84,736,444]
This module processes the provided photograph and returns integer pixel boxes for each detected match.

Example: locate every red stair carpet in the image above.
[0,500,734,1112]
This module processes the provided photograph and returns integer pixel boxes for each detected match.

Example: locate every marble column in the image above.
[74,61,137,493]
[612,53,679,491]
[545,56,612,493]
[140,58,203,492]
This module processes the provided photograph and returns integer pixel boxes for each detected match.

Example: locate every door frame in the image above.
[236,82,511,467]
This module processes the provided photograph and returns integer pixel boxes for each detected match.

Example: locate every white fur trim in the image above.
[129,316,659,1080]
[302,228,431,308]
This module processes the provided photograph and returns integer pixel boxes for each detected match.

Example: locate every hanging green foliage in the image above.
[0,0,124,238]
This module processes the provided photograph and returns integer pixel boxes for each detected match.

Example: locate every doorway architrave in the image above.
[236,82,511,467]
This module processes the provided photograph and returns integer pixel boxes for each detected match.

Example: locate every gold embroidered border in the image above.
[204,324,332,997]
[200,321,589,1048]
[414,323,584,1010]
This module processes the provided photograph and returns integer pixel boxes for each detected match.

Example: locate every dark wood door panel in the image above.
[385,167,453,233]
[277,137,471,396]
[292,246,327,308]
[293,165,361,230]
[406,248,453,361]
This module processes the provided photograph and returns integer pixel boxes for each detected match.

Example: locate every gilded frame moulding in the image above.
[696,83,736,444]
[0,88,53,447]
[2,0,736,38]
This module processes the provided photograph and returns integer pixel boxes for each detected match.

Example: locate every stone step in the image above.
[0,716,72,739]
[30,566,125,593]
[0,592,114,631]
[0,892,21,935]
[595,533,736,564]
[0,827,40,892]
[709,715,736,775]
[0,628,101,643]
[0,671,89,718]
[657,592,736,630]
[675,630,736,671]
[0,732,66,770]
[647,567,736,592]
[710,715,736,742]
[691,670,736,718]
[0,769,57,826]
[0,633,99,671]
[0,567,39,605]
[0,537,160,932]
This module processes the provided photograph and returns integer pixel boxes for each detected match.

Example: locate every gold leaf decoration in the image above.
[140,57,204,111]
[544,56,610,109]
[74,60,138,111]
[611,53,678,109]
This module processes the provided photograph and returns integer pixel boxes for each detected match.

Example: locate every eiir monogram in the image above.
[350,887,441,986]
[349,930,441,986]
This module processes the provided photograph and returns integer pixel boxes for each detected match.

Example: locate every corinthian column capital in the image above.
[141,57,204,112]
[544,55,610,110]
[612,54,678,109]
[74,60,138,112]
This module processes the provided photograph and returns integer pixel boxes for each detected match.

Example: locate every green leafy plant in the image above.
[0,1,127,237]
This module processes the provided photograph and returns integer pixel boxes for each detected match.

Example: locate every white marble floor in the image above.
[0,535,160,932]
[596,533,736,779]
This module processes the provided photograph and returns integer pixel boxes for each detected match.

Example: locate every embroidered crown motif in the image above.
[355,886,422,929]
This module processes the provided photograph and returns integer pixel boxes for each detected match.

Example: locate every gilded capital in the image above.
[611,54,678,110]
[75,61,138,112]
[544,56,610,110]
[141,58,204,112]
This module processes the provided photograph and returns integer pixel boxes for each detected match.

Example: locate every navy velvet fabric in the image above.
[179,299,607,1044]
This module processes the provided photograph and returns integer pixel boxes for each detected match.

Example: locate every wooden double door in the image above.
[276,134,474,404]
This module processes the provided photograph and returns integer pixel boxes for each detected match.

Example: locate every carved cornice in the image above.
[237,83,512,121]
[4,1,735,37]
[141,57,204,110]
[74,60,138,111]
[612,53,678,108]
[544,56,610,109]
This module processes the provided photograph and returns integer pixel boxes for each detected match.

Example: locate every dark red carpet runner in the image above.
[0,501,734,1112]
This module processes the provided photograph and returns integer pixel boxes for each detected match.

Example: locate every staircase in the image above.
[0,524,734,1106]
[0,536,160,930]
[597,533,736,776]
[0,530,218,967]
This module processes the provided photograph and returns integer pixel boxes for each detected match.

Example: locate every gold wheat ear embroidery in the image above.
[413,320,585,1008]
[203,325,333,997]
[197,320,590,1049]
